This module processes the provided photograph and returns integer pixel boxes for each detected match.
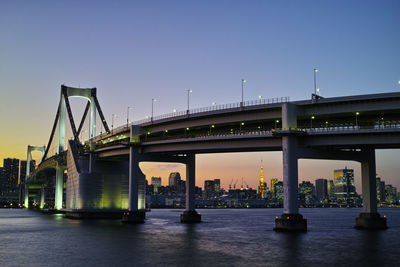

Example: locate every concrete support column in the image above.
[55,165,63,210]
[123,145,145,223]
[274,102,306,231]
[282,135,299,214]
[181,154,201,223]
[40,186,45,209]
[355,149,387,229]
[186,154,195,212]
[361,149,377,214]
[24,184,29,208]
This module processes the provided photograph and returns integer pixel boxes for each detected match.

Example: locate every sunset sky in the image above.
[1,0,399,191]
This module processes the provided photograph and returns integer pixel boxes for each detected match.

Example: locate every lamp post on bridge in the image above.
[275,119,279,129]
[355,112,360,128]
[314,68,318,96]
[310,116,315,129]
[151,98,157,122]
[187,89,192,114]
[241,79,246,107]
[127,106,133,129]
[112,114,117,134]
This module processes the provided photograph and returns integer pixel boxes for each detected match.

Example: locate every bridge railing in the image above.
[132,96,290,125]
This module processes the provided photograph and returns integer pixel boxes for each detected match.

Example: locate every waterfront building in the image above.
[271,178,278,195]
[376,177,386,203]
[168,172,181,187]
[274,181,284,203]
[334,167,356,204]
[299,181,315,205]
[151,177,161,194]
[327,180,335,200]
[385,185,397,204]
[214,179,220,192]
[315,178,328,201]
[2,158,20,197]
[0,167,5,196]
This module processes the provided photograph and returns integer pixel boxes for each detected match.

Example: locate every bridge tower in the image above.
[24,145,45,208]
[42,85,110,210]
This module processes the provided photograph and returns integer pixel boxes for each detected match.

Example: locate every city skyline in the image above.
[1,1,399,190]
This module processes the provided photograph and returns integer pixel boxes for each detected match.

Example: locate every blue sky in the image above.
[1,0,399,190]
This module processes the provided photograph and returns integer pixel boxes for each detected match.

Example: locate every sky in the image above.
[0,0,399,191]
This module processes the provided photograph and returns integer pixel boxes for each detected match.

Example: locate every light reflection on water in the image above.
[0,208,399,266]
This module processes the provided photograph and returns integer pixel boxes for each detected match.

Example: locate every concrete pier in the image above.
[122,145,146,223]
[274,103,306,231]
[355,149,387,230]
[181,154,201,223]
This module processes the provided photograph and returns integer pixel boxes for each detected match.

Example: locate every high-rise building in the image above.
[168,172,181,187]
[299,181,315,205]
[274,181,284,203]
[385,185,397,204]
[151,177,161,193]
[315,179,328,201]
[2,158,20,197]
[271,178,278,194]
[204,180,214,192]
[213,179,220,192]
[19,160,36,185]
[327,180,335,200]
[259,160,265,198]
[376,177,386,203]
[0,167,6,196]
[334,167,356,203]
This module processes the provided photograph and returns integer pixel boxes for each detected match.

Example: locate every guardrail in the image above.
[132,96,290,125]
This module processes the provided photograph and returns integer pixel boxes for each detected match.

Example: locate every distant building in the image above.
[385,185,397,204]
[204,180,215,196]
[168,172,181,187]
[334,167,357,204]
[204,179,221,197]
[214,179,221,192]
[274,181,284,203]
[0,167,6,196]
[327,180,335,200]
[151,177,161,194]
[271,178,278,194]
[315,179,328,201]
[2,158,20,197]
[376,177,386,203]
[299,181,315,205]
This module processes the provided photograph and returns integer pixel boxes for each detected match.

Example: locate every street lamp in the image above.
[111,114,117,133]
[151,98,157,121]
[310,116,315,128]
[127,106,133,129]
[314,68,318,96]
[241,79,246,106]
[275,119,279,129]
[355,112,360,127]
[258,95,262,104]
[209,124,215,135]
[187,89,193,114]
